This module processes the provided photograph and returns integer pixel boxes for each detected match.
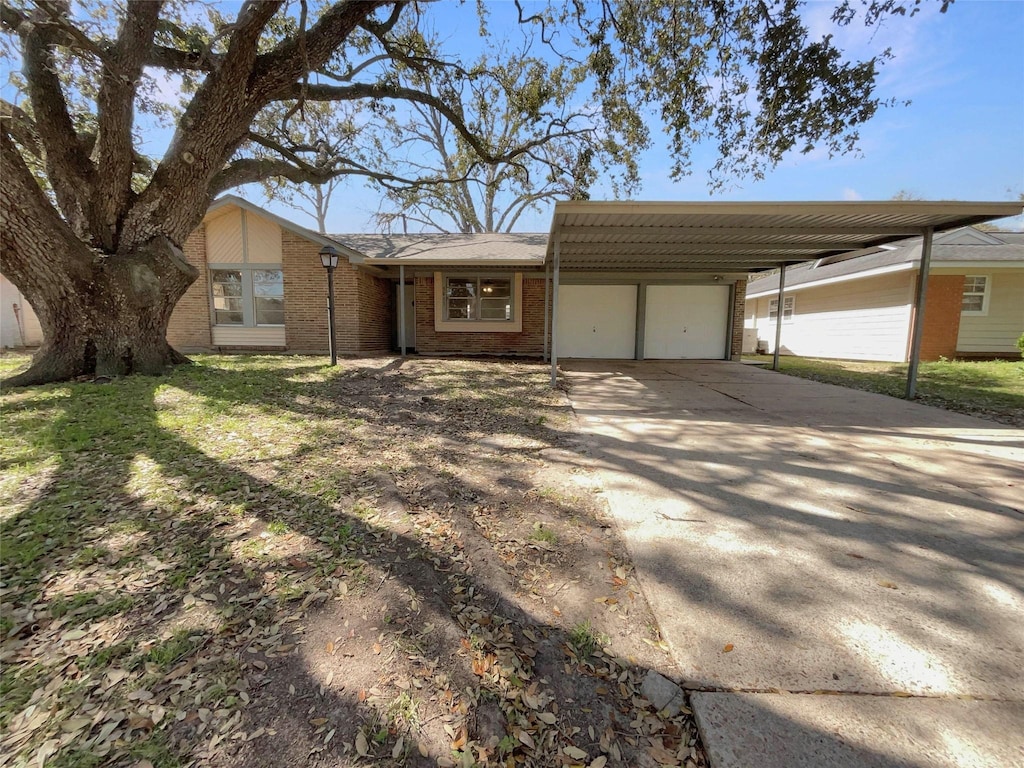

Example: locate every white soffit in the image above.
[546,200,1023,272]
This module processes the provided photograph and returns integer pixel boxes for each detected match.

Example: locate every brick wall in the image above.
[282,230,330,352]
[415,275,546,356]
[918,274,965,361]
[282,231,393,354]
[730,279,747,361]
[167,225,212,350]
[356,270,393,352]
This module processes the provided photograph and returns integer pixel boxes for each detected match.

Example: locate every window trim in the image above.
[433,271,523,333]
[768,295,795,323]
[960,274,990,317]
[209,263,285,328]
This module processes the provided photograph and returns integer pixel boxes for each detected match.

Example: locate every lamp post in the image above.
[319,245,339,366]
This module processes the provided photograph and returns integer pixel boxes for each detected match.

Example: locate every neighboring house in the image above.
[166,196,749,361]
[1,274,43,349]
[744,227,1024,362]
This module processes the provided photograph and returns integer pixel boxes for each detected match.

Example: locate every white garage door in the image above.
[644,285,730,359]
[557,285,636,359]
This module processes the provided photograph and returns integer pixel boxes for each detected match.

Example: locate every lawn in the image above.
[0,353,703,768]
[745,355,1024,427]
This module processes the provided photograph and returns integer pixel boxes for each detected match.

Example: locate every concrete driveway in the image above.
[562,360,1024,768]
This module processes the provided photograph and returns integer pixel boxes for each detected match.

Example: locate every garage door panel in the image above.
[645,285,730,359]
[557,285,636,359]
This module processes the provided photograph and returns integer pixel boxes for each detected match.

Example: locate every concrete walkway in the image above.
[561,360,1024,768]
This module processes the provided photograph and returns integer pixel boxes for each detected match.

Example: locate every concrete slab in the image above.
[560,360,1024,765]
[691,693,1024,768]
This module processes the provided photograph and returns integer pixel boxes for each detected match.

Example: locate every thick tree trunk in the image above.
[3,238,197,387]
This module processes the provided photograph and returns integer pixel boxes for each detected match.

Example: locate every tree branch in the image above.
[211,154,458,196]
[252,1,392,100]
[93,0,163,250]
[0,99,43,158]
[20,7,97,236]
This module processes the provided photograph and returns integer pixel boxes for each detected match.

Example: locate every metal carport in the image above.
[545,200,1022,395]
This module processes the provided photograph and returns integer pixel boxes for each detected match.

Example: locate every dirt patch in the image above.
[1,356,706,767]
[217,358,705,767]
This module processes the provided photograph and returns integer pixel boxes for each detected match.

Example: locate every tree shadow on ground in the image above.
[3,355,1013,767]
[0,356,695,767]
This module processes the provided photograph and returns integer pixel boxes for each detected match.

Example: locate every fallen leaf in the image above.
[723,644,734,653]
[537,712,557,725]
[590,757,608,768]
[564,745,588,759]
[518,730,535,749]
[355,730,369,756]
[392,735,404,758]
[878,580,899,590]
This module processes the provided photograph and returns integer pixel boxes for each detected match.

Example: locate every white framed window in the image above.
[769,296,795,322]
[444,275,513,322]
[961,275,989,316]
[211,267,284,326]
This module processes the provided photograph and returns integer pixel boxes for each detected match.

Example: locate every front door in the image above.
[395,283,415,350]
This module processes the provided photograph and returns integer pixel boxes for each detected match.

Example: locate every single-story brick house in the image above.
[5,198,1019,377]
[166,196,754,361]
[743,226,1024,362]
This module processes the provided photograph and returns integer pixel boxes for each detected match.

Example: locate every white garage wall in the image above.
[644,285,730,359]
[748,271,915,362]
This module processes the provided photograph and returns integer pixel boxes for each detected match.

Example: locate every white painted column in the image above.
[550,240,560,387]
[399,264,406,356]
[543,263,550,362]
[905,226,934,399]
[772,263,787,371]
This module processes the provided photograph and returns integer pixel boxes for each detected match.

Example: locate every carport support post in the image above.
[543,263,550,362]
[550,240,560,386]
[399,264,406,356]
[772,263,787,371]
[905,226,935,399]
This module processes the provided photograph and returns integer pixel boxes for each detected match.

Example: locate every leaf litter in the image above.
[1,355,707,767]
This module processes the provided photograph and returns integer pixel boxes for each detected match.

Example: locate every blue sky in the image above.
[4,1,1022,232]
[257,0,1023,233]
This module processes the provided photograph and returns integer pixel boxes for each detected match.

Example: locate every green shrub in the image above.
[1017,331,1024,358]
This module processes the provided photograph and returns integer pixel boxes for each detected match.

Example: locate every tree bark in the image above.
[2,238,197,387]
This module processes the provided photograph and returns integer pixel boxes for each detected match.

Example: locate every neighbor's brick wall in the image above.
[730,279,747,361]
[167,225,212,350]
[414,275,545,356]
[918,274,965,361]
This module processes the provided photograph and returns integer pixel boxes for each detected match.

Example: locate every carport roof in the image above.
[546,200,1023,272]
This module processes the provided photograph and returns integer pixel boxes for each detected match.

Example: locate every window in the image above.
[445,276,512,322]
[253,269,285,325]
[961,275,989,315]
[211,270,244,325]
[210,268,284,326]
[769,296,795,322]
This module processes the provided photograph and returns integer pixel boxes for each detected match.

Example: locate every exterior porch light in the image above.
[319,245,339,366]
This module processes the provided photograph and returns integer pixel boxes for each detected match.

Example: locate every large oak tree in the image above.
[1,0,945,386]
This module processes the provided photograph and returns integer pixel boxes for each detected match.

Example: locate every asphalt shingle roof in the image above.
[328,232,548,265]
[746,228,1024,297]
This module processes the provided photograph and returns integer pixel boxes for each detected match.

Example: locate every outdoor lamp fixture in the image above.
[319,245,340,366]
